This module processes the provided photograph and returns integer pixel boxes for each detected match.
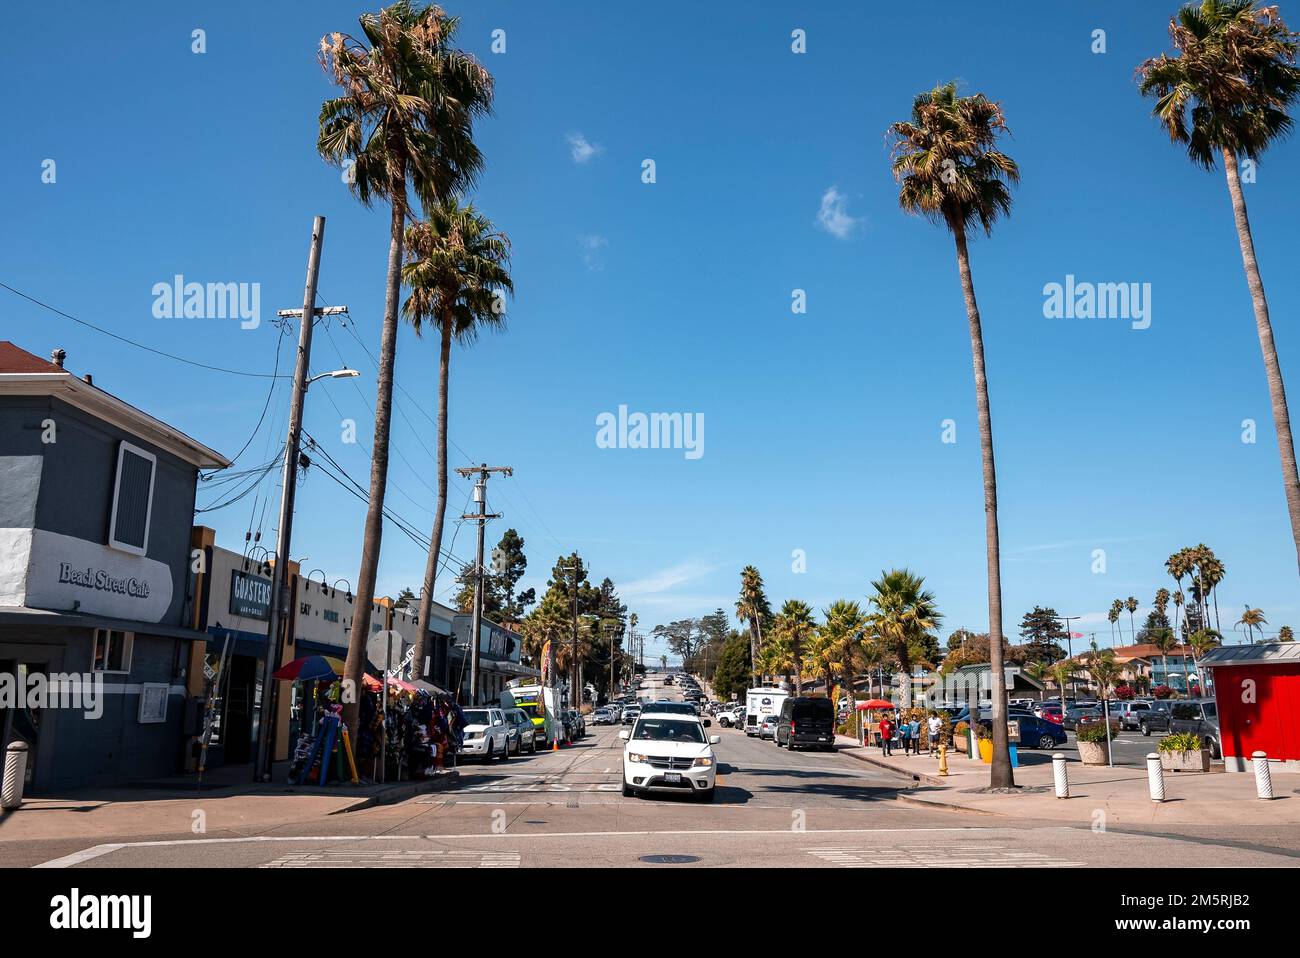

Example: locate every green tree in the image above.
[403,199,513,677]
[867,569,942,681]
[1237,605,1268,643]
[736,566,773,685]
[712,631,753,700]
[318,1,493,732]
[771,600,815,695]
[888,82,1019,788]
[1017,606,1067,664]
[1140,1,1300,581]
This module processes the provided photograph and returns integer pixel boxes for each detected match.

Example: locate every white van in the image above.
[745,686,790,736]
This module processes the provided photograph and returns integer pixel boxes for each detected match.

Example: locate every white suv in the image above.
[620,711,721,802]
[460,707,510,762]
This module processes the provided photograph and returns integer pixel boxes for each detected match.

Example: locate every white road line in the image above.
[33,825,1014,866]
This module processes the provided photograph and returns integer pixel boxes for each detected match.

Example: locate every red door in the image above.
[1214,665,1300,761]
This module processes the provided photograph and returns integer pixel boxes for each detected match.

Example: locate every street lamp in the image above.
[307,367,359,387]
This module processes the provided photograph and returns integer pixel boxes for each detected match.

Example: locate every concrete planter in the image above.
[1078,740,1111,766]
[1160,749,1211,773]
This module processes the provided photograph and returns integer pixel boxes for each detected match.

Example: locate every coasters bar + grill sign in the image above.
[230,569,272,620]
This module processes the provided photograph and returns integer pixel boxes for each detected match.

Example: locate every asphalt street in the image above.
[12,677,1300,868]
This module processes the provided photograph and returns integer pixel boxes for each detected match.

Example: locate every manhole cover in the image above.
[639,854,700,864]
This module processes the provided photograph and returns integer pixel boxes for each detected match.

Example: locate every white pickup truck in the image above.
[716,705,745,728]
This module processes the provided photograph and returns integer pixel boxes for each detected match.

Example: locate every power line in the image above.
[0,280,291,380]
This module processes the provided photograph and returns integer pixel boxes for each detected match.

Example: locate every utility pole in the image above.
[457,463,511,705]
[253,216,353,783]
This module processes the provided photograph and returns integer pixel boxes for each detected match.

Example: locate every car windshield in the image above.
[649,703,696,714]
[1202,702,1217,718]
[464,710,491,726]
[513,703,540,718]
[633,719,706,743]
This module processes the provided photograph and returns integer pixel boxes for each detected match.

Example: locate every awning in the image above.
[1199,642,1300,668]
[0,605,208,641]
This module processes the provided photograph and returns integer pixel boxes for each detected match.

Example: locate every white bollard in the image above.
[1253,751,1274,800]
[1052,752,1070,799]
[1147,752,1165,803]
[2,741,29,810]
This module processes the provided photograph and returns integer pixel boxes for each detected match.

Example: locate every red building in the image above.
[1202,643,1300,773]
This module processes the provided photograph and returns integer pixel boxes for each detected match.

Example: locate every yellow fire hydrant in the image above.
[937,743,949,776]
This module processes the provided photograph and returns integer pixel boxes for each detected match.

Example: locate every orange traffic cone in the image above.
[552,735,559,752]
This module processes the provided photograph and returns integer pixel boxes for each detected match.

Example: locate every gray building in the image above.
[0,342,228,791]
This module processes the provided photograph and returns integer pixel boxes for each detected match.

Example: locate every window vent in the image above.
[109,441,156,555]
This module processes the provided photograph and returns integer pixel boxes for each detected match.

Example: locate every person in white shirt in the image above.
[927,713,943,756]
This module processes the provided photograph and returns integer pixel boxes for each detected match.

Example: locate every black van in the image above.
[774,697,836,751]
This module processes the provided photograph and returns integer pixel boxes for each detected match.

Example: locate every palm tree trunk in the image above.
[342,192,405,737]
[412,324,453,685]
[1223,149,1300,578]
[952,222,1013,788]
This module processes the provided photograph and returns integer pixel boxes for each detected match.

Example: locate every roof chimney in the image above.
[83,373,93,385]
[50,348,66,369]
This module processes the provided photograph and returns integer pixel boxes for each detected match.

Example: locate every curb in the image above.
[836,743,950,788]
[332,770,461,814]
[895,792,998,815]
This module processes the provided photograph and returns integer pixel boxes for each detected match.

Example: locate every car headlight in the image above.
[692,757,713,768]
[627,752,649,764]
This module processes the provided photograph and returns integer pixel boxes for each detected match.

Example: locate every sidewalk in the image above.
[0,763,459,843]
[835,734,1300,826]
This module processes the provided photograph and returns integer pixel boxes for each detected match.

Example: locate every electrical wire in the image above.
[0,280,291,380]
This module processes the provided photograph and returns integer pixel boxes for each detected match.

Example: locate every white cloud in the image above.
[620,559,718,601]
[567,132,603,164]
[579,234,608,271]
[815,185,862,240]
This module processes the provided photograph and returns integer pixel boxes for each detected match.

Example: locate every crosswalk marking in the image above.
[806,844,1085,868]
[260,849,522,868]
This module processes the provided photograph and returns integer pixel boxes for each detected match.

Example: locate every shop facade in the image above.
[1202,643,1300,773]
[449,614,538,705]
[0,342,228,791]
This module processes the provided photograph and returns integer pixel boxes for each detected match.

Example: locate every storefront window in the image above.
[92,629,133,673]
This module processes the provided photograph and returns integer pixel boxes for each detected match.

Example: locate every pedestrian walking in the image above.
[909,716,921,755]
[927,712,942,756]
[879,715,894,756]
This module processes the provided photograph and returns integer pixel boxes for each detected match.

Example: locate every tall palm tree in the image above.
[1188,628,1223,693]
[318,1,493,732]
[1108,600,1123,646]
[813,600,868,699]
[1237,605,1268,643]
[736,566,771,685]
[1150,626,1179,691]
[1139,1,1300,578]
[867,568,942,699]
[888,83,1018,786]
[402,199,513,683]
[773,600,816,695]
[1125,596,1140,643]
[1167,548,1191,638]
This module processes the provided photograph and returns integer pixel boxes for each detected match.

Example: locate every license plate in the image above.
[665,772,682,783]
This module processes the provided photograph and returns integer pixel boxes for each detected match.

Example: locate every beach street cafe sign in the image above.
[230,569,273,621]
[17,528,173,622]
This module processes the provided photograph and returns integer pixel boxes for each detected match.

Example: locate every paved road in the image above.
[22,716,1300,868]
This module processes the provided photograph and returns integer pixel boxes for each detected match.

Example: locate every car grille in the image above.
[646,756,694,770]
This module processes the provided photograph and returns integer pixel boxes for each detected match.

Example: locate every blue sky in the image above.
[5,1,1300,662]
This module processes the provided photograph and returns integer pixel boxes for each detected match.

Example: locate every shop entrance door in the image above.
[222,656,257,765]
[0,660,44,789]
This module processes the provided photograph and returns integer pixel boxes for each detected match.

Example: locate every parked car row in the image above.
[459,705,589,762]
